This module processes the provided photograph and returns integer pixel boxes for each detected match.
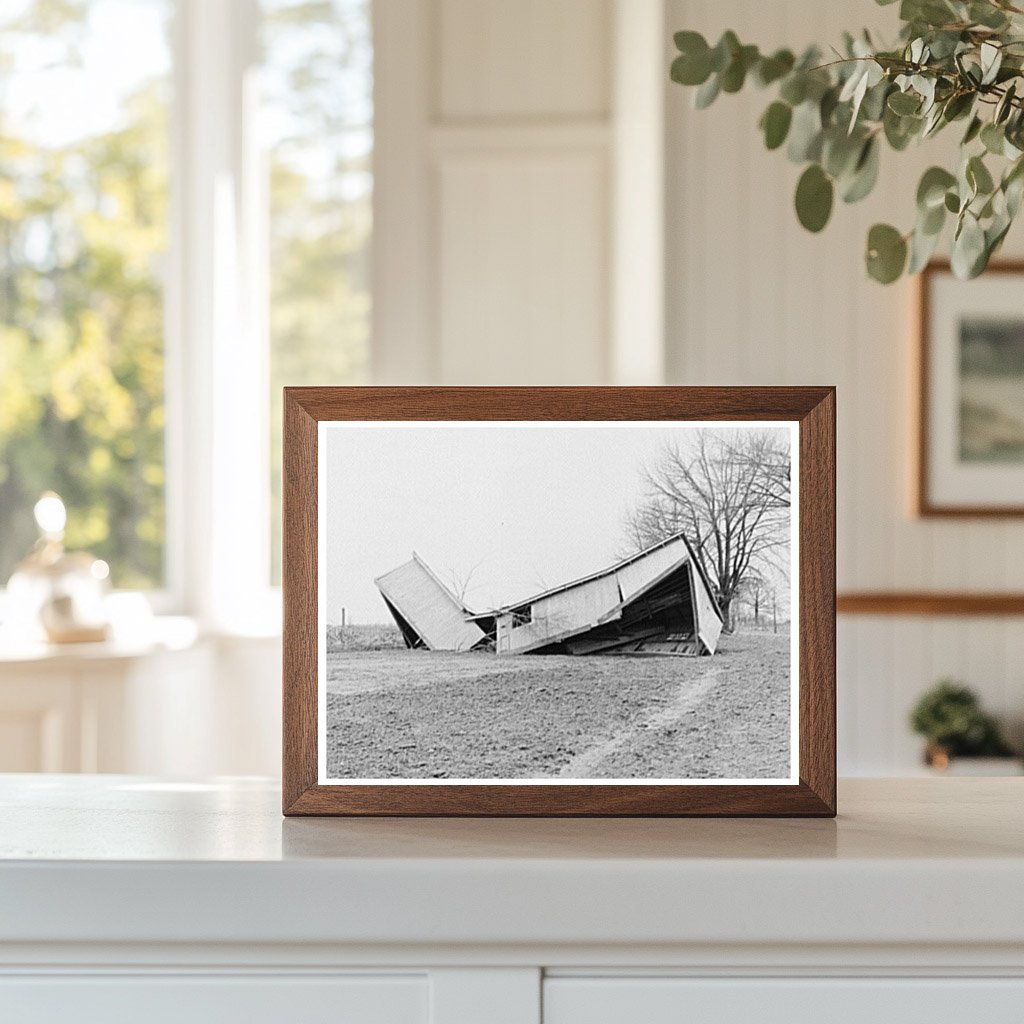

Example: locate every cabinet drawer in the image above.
[544,977,1024,1024]
[0,974,427,1024]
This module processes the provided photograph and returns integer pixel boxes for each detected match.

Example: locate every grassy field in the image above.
[324,629,791,780]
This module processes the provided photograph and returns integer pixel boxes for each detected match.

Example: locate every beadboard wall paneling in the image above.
[438,0,611,120]
[437,149,609,384]
[666,0,1024,774]
[374,0,621,386]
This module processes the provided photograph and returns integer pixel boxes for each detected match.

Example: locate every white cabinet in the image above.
[544,977,1024,1024]
[1,975,428,1024]
[2,778,1023,1024]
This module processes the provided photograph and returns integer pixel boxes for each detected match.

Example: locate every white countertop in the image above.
[2,776,1023,951]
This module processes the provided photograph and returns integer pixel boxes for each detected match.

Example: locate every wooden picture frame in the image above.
[917,261,1024,517]
[283,387,836,817]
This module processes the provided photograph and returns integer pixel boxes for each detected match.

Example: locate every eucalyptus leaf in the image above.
[921,200,946,235]
[710,31,740,73]
[822,128,863,178]
[860,79,892,122]
[754,49,795,87]
[967,154,995,195]
[670,4,1024,283]
[787,101,823,162]
[671,51,711,87]
[980,42,1003,86]
[866,223,908,283]
[951,211,987,278]
[721,44,759,92]
[917,166,957,210]
[888,90,921,115]
[981,121,1006,155]
[884,106,922,150]
[779,73,807,106]
[996,82,1017,124]
[694,73,721,109]
[760,101,793,150]
[908,222,942,273]
[795,164,834,232]
[962,115,983,145]
[970,2,1009,29]
[842,137,881,203]
[942,91,974,122]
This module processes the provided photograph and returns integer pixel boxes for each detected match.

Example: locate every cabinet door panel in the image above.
[0,974,427,1024]
[544,977,1024,1024]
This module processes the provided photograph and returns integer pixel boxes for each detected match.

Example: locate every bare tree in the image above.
[623,429,790,632]
[445,558,485,608]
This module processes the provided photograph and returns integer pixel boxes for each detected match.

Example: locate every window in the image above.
[511,606,532,628]
[0,0,374,619]
[0,0,172,589]
[262,0,372,582]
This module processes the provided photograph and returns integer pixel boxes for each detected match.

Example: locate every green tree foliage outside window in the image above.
[264,0,372,583]
[0,0,170,588]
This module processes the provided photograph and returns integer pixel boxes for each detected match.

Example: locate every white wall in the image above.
[373,0,666,386]
[208,0,1023,779]
[665,0,1024,772]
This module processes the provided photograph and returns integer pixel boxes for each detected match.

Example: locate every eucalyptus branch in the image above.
[670,0,1024,283]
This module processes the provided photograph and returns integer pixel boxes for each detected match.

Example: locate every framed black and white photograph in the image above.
[283,387,835,816]
[918,262,1024,517]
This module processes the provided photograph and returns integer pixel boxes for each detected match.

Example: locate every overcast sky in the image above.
[321,423,792,625]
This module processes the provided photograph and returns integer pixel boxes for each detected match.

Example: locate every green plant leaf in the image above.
[962,115,983,145]
[970,2,1009,29]
[671,32,712,85]
[917,166,957,210]
[952,212,987,278]
[981,121,1005,155]
[760,101,792,150]
[1004,157,1024,216]
[996,82,1017,125]
[842,136,880,203]
[787,101,823,162]
[795,164,834,232]
[944,190,960,213]
[942,91,974,123]
[884,106,922,150]
[980,41,1002,86]
[921,199,946,235]
[779,73,807,106]
[967,154,995,196]
[710,30,740,73]
[888,90,921,115]
[693,73,720,109]
[754,49,794,87]
[866,223,907,283]
[721,44,759,92]
[822,128,863,178]
[908,221,942,273]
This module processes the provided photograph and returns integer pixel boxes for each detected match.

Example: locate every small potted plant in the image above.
[910,680,1020,774]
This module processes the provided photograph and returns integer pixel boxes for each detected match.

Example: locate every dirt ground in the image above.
[324,628,792,780]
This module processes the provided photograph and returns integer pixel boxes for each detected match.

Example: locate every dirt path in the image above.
[557,664,722,778]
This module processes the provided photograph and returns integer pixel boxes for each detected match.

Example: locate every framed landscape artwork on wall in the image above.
[282,387,835,816]
[918,262,1024,517]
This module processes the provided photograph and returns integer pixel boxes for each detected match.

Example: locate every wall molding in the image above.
[837,593,1024,616]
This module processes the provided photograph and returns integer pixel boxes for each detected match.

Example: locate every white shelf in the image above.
[1,776,1023,952]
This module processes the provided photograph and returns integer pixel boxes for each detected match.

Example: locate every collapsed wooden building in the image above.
[374,531,723,657]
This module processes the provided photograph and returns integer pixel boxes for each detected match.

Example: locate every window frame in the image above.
[165,0,280,632]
